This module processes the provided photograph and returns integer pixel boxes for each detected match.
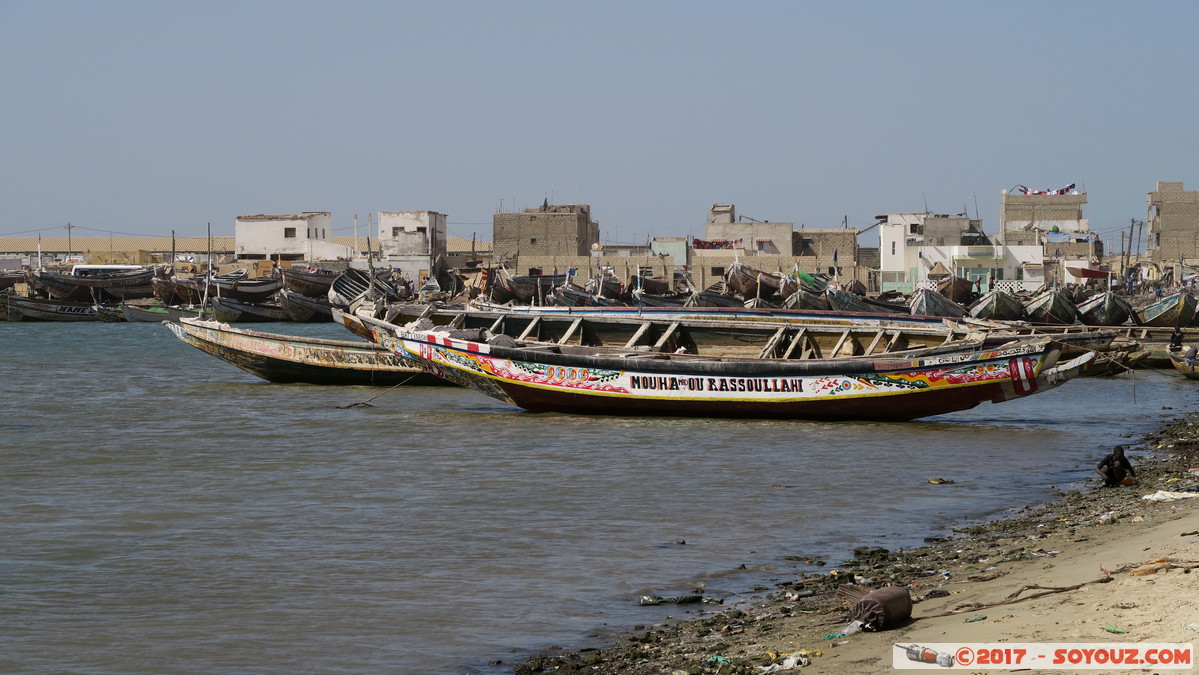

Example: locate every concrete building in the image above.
[690,204,860,290]
[492,202,599,275]
[1147,181,1199,267]
[234,212,352,262]
[377,210,447,284]
[999,185,1103,285]
[876,212,1047,293]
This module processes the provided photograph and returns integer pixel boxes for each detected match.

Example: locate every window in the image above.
[284,227,296,238]
[711,266,724,277]
[891,241,896,255]
[393,228,402,237]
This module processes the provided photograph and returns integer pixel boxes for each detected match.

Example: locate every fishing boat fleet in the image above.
[5,260,1198,421]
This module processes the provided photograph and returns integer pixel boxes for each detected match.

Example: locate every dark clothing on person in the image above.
[1097,452,1135,487]
[1170,329,1184,351]
[1187,346,1198,365]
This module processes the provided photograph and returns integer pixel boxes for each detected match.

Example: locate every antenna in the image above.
[922,194,928,213]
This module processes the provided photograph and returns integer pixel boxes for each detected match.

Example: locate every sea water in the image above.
[0,320,1194,674]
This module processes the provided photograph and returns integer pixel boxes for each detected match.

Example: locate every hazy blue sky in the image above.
[2,1,1196,250]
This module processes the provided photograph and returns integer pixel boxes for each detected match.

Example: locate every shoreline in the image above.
[513,414,1199,674]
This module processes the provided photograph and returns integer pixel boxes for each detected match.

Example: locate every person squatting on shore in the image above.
[1096,446,1136,487]
[1169,326,1184,352]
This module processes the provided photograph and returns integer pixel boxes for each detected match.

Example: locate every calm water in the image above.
[1,320,1195,674]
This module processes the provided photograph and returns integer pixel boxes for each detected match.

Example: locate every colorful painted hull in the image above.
[368,321,1093,421]
[1134,292,1197,327]
[167,318,449,386]
[1167,350,1199,380]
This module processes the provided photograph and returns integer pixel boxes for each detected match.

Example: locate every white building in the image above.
[377,210,447,284]
[234,212,352,262]
[878,212,1045,294]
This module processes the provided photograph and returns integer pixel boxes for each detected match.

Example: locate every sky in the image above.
[2,1,1197,250]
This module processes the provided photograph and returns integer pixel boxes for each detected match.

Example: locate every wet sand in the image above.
[515,415,1199,674]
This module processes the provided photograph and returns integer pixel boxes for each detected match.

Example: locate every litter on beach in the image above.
[1141,490,1199,502]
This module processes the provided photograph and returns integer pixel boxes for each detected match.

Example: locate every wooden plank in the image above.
[864,328,885,355]
[757,326,788,358]
[557,317,584,345]
[651,321,682,352]
[781,328,807,359]
[624,321,653,349]
[829,329,851,357]
[516,316,542,342]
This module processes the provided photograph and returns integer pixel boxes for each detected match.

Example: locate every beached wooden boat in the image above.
[360,312,1094,420]
[366,302,1115,360]
[630,288,689,307]
[1022,289,1079,325]
[210,296,288,323]
[1167,349,1199,379]
[466,298,945,329]
[278,288,336,322]
[725,262,798,301]
[969,289,1026,322]
[1075,291,1132,326]
[626,274,671,295]
[585,275,623,300]
[826,288,908,314]
[908,288,968,318]
[328,268,409,307]
[28,266,157,302]
[281,267,339,296]
[0,271,23,291]
[546,283,624,307]
[120,303,206,322]
[0,294,108,321]
[685,291,745,308]
[781,288,832,311]
[1133,292,1197,327]
[464,298,984,331]
[207,275,283,302]
[488,268,569,304]
[935,275,975,303]
[167,317,449,386]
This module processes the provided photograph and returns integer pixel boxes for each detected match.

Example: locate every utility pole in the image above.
[1126,218,1137,272]
[65,222,73,262]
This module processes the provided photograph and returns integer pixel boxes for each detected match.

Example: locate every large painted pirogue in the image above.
[353,310,1095,421]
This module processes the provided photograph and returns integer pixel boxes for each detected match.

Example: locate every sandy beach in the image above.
[516,415,1199,674]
